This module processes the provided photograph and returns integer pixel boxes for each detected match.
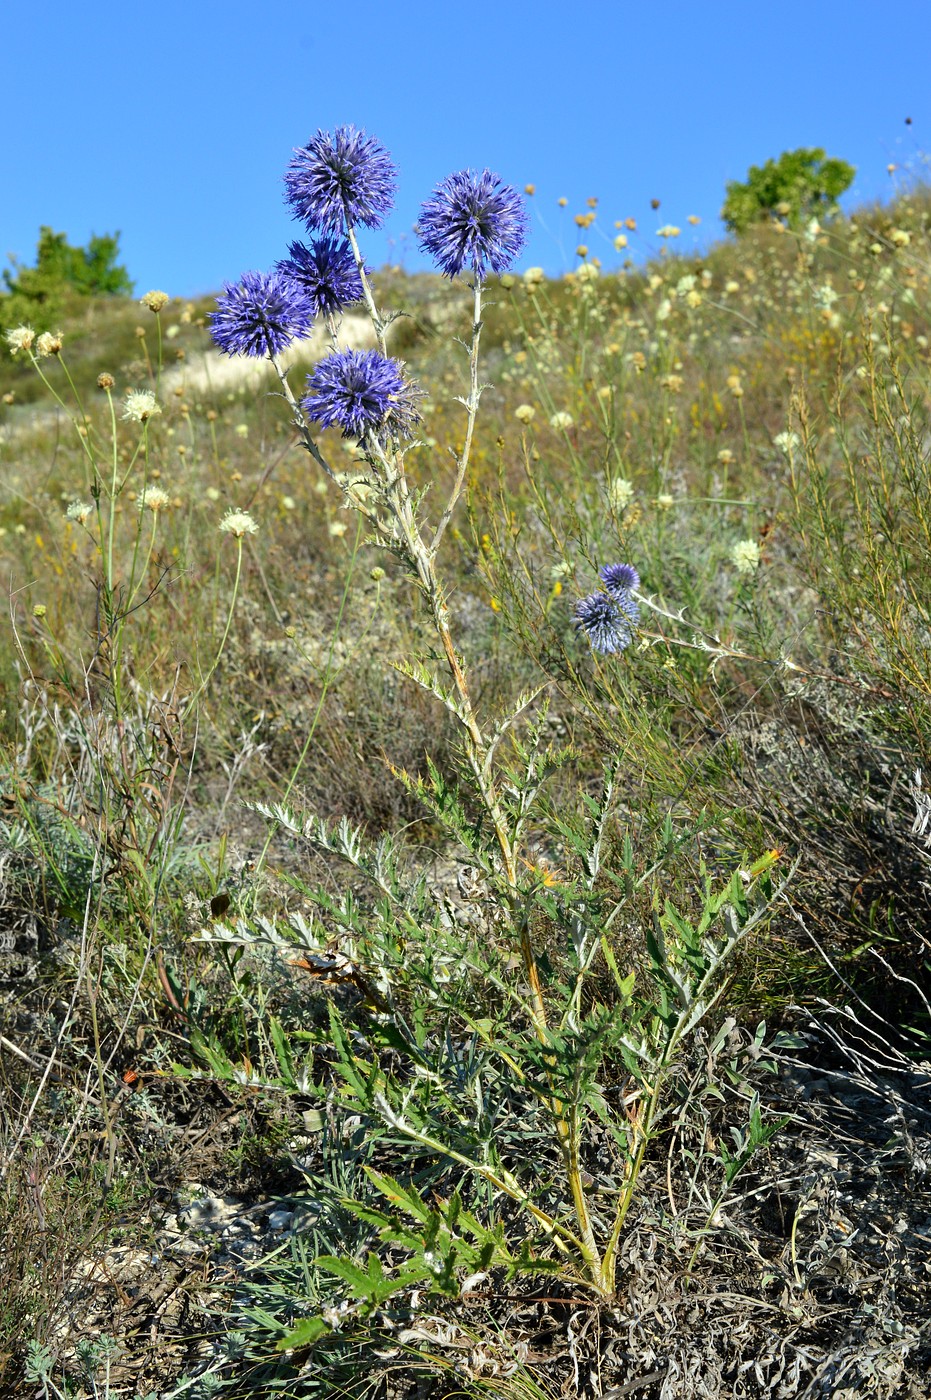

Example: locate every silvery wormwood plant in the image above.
[193,125,789,1321]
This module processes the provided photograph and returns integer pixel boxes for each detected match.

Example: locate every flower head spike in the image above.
[66,500,93,526]
[573,591,635,654]
[210,270,315,358]
[284,126,397,234]
[139,485,170,513]
[303,349,423,442]
[599,562,640,595]
[36,331,63,357]
[276,238,364,317]
[418,169,529,280]
[5,326,35,356]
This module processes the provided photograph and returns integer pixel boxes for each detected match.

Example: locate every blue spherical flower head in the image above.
[574,591,635,654]
[418,169,529,280]
[277,238,365,317]
[303,349,423,442]
[210,270,315,358]
[599,563,640,595]
[285,126,397,235]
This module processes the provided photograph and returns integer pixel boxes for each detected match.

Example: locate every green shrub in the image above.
[0,225,133,332]
[722,147,855,234]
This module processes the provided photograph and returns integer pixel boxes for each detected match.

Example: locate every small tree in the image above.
[722,148,855,235]
[1,226,133,331]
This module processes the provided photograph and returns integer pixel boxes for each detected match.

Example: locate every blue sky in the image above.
[6,1,931,298]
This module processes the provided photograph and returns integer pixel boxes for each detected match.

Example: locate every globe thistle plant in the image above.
[210,270,315,358]
[599,562,640,597]
[284,125,397,235]
[418,169,529,280]
[302,349,422,442]
[574,590,637,654]
[276,238,365,317]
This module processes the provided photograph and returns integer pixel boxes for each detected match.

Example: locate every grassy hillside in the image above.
[1,189,930,1398]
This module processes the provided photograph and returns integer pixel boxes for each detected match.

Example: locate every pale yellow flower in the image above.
[219,508,259,538]
[35,331,63,357]
[730,539,760,575]
[608,477,635,511]
[140,290,170,312]
[5,326,35,355]
[523,266,546,287]
[773,430,800,455]
[549,411,574,431]
[515,404,536,424]
[140,485,171,513]
[122,389,160,422]
[66,500,93,525]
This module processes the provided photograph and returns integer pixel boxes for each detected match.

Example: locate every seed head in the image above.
[140,290,170,313]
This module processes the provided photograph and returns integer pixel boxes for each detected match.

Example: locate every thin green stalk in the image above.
[188,535,246,705]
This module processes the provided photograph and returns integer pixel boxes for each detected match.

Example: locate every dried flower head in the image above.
[285,125,397,234]
[515,404,535,423]
[549,411,574,431]
[139,485,170,512]
[276,237,364,316]
[5,326,35,355]
[303,349,423,442]
[219,509,259,538]
[97,372,115,390]
[210,270,315,358]
[523,266,546,287]
[35,331,63,357]
[418,169,529,280]
[140,290,170,312]
[122,389,160,423]
[66,500,94,525]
